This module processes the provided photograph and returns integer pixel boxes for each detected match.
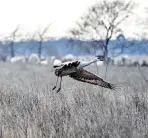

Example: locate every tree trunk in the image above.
[104,45,108,64]
[38,41,42,59]
[10,42,15,57]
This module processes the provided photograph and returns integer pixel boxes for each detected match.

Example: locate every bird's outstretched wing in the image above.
[69,69,117,90]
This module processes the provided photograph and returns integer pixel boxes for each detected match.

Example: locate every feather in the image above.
[77,59,98,68]
[62,61,80,68]
[55,66,77,76]
[69,69,116,90]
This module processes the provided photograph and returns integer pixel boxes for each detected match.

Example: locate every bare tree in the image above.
[4,25,21,57]
[69,0,136,61]
[35,24,52,59]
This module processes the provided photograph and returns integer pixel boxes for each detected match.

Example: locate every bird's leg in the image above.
[52,77,59,90]
[57,77,62,93]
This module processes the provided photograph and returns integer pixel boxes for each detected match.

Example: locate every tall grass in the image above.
[0,62,148,138]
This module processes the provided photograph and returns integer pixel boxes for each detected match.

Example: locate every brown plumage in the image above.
[52,60,117,92]
[69,68,116,90]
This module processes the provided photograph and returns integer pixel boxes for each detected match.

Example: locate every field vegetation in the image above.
[0,62,148,138]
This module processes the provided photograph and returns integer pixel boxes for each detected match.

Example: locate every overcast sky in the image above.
[0,0,147,39]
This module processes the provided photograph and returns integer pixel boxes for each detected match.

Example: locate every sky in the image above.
[0,0,147,39]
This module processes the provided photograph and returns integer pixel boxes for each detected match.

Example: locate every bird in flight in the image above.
[52,55,117,92]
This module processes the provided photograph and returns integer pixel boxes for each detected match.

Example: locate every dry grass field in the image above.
[0,62,148,138]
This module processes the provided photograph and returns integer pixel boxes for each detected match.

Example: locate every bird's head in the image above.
[96,55,105,61]
[53,59,63,68]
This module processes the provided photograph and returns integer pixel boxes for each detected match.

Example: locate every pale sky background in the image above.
[0,0,147,39]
